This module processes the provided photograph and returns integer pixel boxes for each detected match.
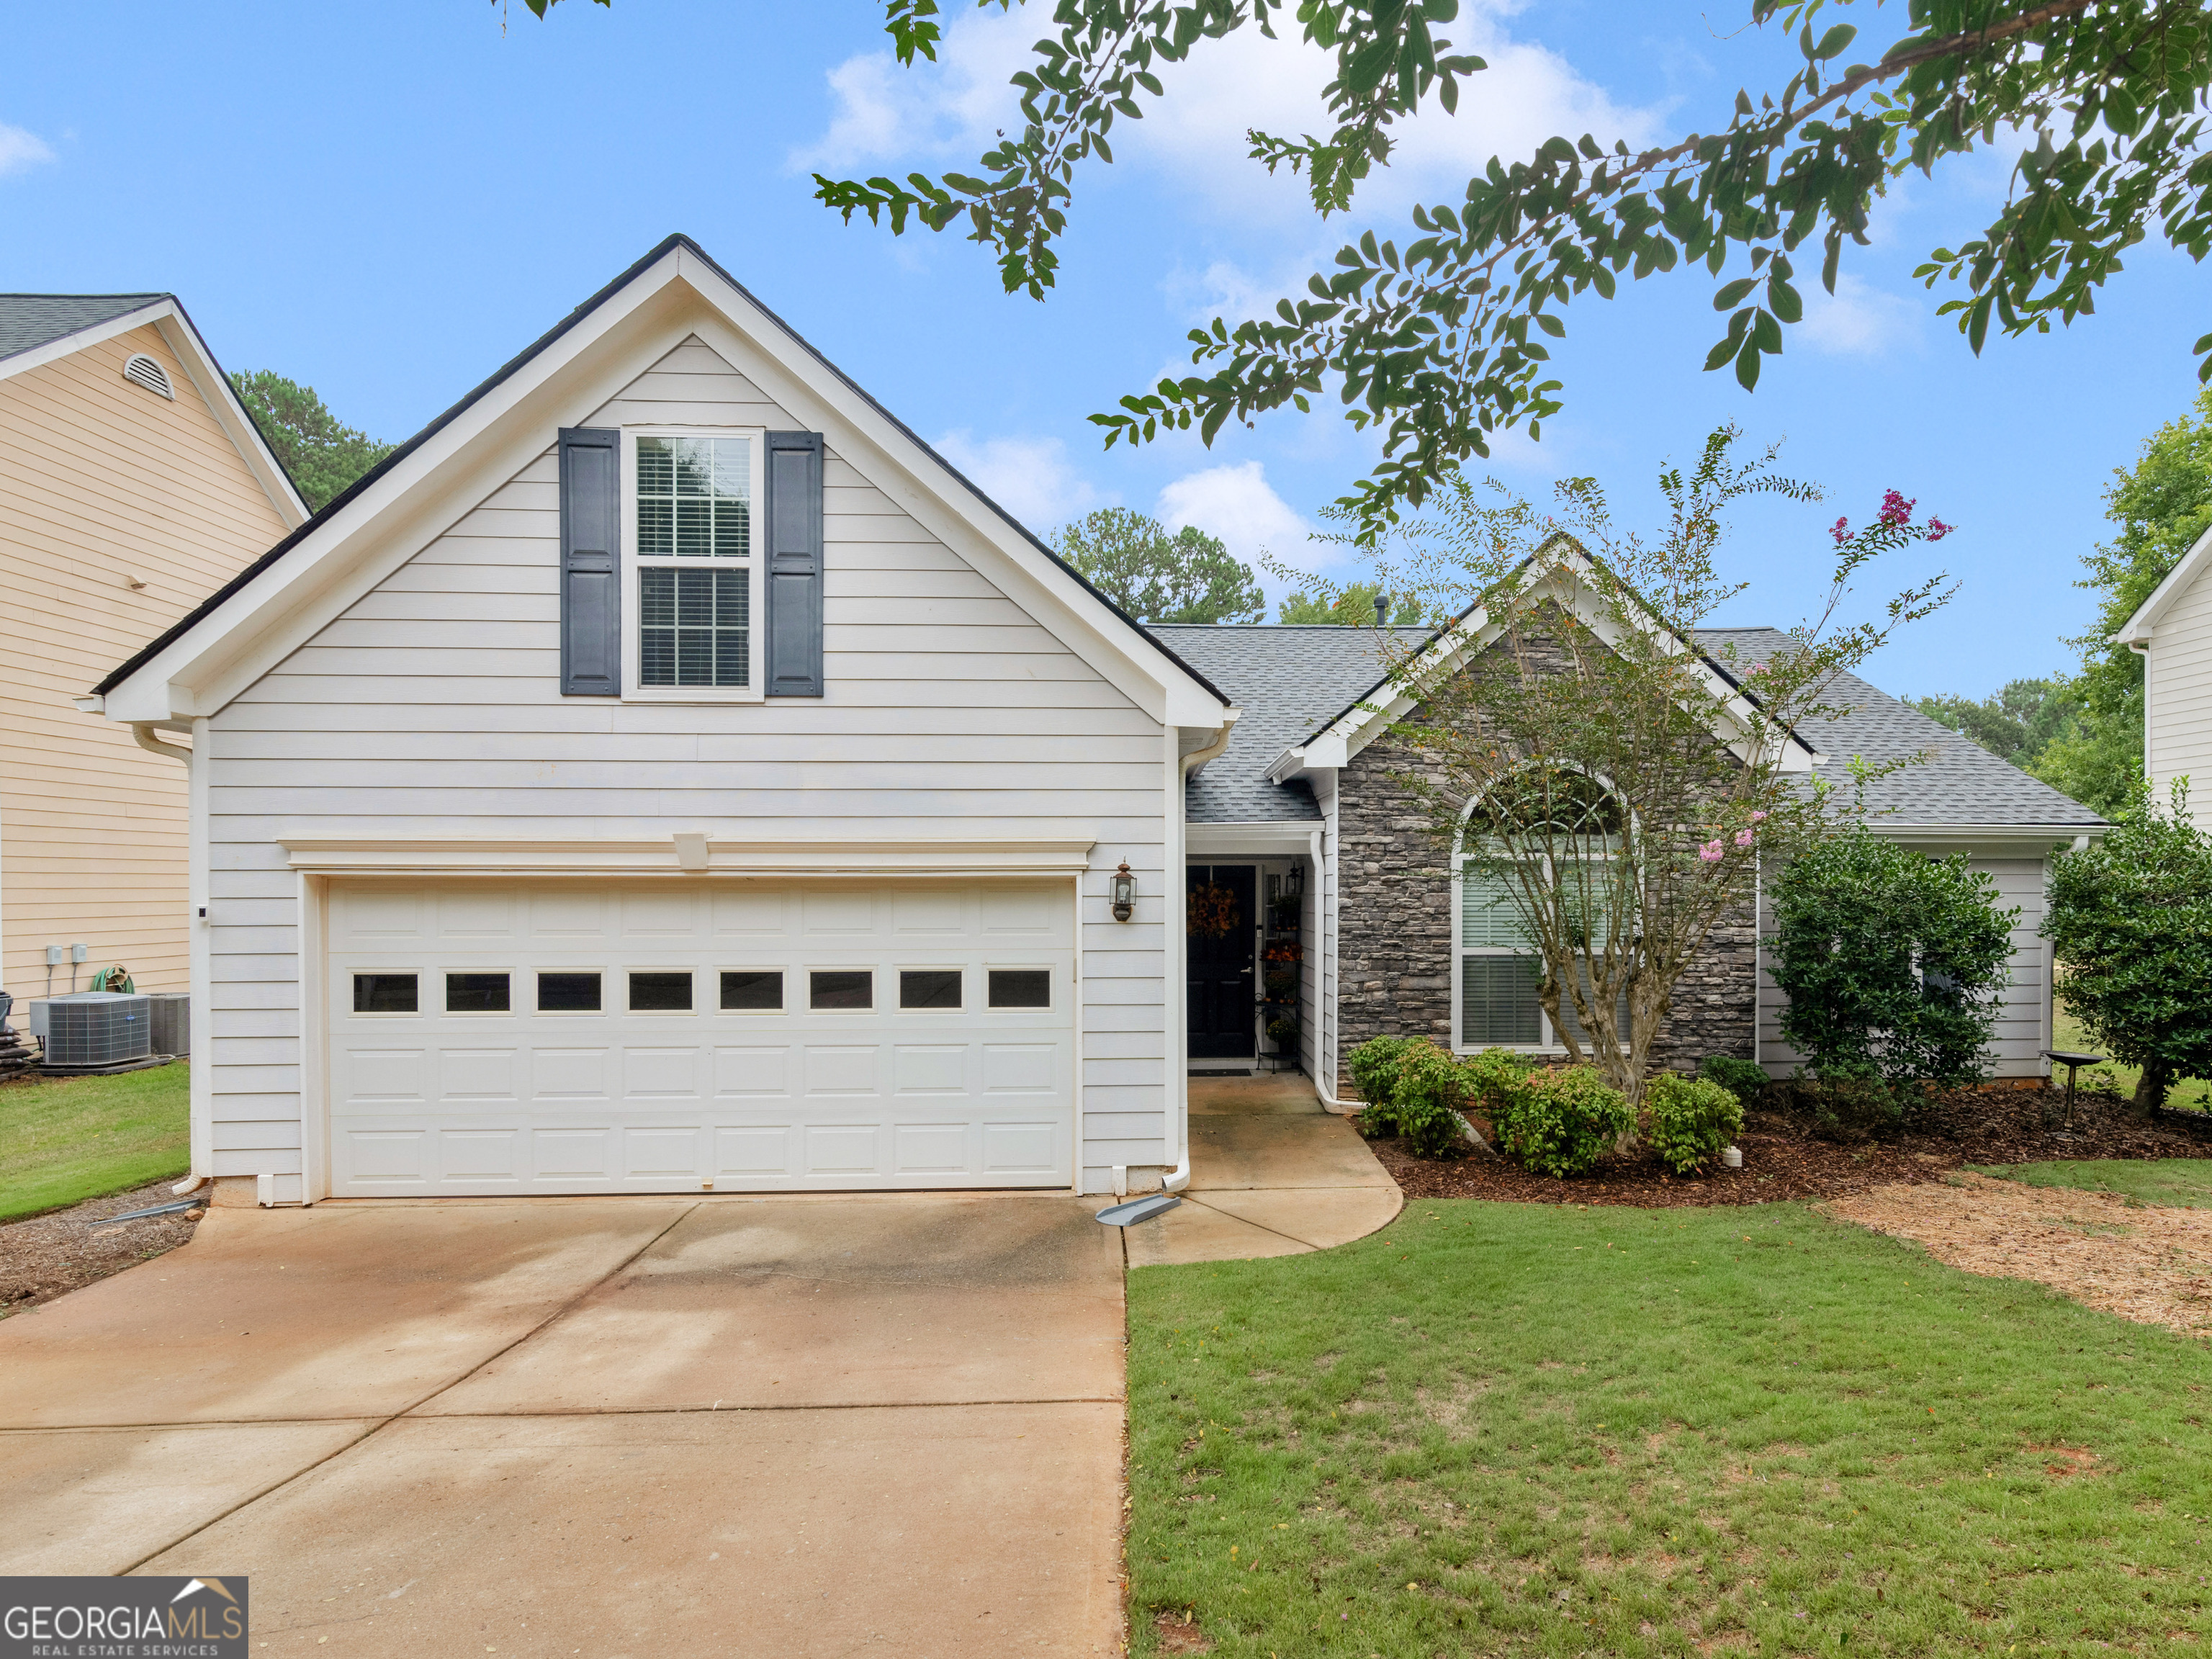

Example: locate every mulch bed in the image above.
[0,1181,202,1315]
[1366,1083,2212,1208]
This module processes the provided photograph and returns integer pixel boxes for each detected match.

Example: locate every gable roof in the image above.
[1148,624,1431,821]
[0,293,166,361]
[2113,521,2212,645]
[92,235,1227,719]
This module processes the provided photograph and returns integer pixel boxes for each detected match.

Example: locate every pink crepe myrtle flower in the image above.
[1879,488,1915,528]
[1750,810,1769,822]
[1698,839,1726,863]
[1926,516,1953,541]
[1735,827,1755,848]
[1830,516,1851,547]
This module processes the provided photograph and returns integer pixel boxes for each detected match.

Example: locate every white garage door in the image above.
[325,879,1074,1196]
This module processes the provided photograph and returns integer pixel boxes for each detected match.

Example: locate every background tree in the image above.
[2036,387,2212,814]
[1910,678,2082,770]
[814,0,2212,536]
[1277,581,1407,626]
[1767,824,2018,1097]
[231,371,394,512]
[2045,782,2212,1112]
[1366,428,1952,1102]
[1049,507,1264,622]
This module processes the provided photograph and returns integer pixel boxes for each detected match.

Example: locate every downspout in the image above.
[130,725,209,1194]
[1160,713,1241,1192]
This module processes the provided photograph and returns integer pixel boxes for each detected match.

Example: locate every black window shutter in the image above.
[764,430,824,698]
[559,426,621,697]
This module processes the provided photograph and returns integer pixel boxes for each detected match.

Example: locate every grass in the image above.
[2048,1002,2212,1112]
[0,1063,190,1223]
[1127,1198,2212,1657]
[1970,1158,2212,1209]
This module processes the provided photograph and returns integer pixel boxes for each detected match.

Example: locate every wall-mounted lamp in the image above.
[1110,862,1136,922]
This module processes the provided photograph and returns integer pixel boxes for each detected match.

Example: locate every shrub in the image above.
[1460,1047,1539,1121]
[1390,1042,1474,1159]
[1768,824,2017,1093]
[1698,1055,1769,1107]
[2044,782,2212,1112]
[1344,1035,1425,1131]
[1644,1073,1744,1174]
[1491,1066,1633,1177]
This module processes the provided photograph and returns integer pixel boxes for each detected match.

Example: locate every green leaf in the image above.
[1735,335,1763,390]
[1811,24,1856,61]
[1714,276,1759,310]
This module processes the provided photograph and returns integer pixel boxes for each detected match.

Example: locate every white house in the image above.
[90,237,1234,1204]
[2114,521,2212,826]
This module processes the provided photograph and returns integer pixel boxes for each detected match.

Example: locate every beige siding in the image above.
[0,323,292,997]
[2147,558,2212,830]
[1757,850,2054,1079]
[204,336,1172,1190]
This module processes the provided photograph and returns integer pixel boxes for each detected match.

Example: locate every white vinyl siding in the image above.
[201,336,1172,1196]
[2146,557,2212,833]
[1757,848,2055,1080]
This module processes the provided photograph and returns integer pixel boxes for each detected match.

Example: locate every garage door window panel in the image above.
[625,431,762,701]
[536,971,603,1013]
[987,968,1051,1010]
[720,969,784,1012]
[628,971,694,1012]
[810,970,872,1011]
[446,972,511,1014]
[353,972,419,1015]
[899,968,963,1010]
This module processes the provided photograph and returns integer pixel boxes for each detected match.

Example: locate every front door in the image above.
[1186,864,1257,1060]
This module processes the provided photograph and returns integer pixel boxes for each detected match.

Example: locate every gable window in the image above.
[1455,773,1632,1053]
[624,431,762,699]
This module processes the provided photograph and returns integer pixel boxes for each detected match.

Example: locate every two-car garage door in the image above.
[325,878,1074,1196]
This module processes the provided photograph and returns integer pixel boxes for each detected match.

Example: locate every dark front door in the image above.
[1187,864,1257,1060]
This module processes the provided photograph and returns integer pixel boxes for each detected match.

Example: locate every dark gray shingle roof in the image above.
[1153,621,2106,834]
[1147,624,1431,822]
[0,294,166,362]
[1697,628,2106,832]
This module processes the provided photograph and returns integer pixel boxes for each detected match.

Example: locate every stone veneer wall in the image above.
[1334,726,1757,1073]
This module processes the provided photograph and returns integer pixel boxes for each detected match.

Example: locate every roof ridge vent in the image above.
[122,353,174,400]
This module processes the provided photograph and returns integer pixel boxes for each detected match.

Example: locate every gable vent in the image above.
[122,354,174,400]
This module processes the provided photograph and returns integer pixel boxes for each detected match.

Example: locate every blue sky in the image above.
[4,1,2201,696]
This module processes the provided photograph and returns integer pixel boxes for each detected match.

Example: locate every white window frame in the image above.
[1450,823,1632,1057]
[621,426,766,704]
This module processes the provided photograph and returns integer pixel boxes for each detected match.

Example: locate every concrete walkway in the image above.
[1125,1073,1402,1267]
[0,1193,1125,1657]
[0,1074,1398,1653]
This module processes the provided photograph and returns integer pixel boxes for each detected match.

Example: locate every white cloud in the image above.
[1156,460,1344,599]
[0,122,55,179]
[933,428,1106,535]
[1797,274,1923,357]
[792,4,1664,222]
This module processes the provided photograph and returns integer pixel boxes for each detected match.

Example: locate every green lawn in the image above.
[0,1063,190,1223]
[1970,1157,2212,1209]
[1127,1198,2212,1657]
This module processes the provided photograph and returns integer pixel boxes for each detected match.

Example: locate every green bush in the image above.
[1344,1035,1425,1130]
[1460,1047,1539,1120]
[1645,1073,1745,1174]
[1492,1066,1634,1177]
[2044,783,2212,1112]
[1698,1055,1769,1107]
[1390,1042,1474,1159]
[1768,824,2017,1092]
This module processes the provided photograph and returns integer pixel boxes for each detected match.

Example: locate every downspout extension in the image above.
[1161,713,1241,1194]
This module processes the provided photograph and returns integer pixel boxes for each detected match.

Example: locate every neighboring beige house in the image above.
[0,294,306,1004]
[2116,523,2212,828]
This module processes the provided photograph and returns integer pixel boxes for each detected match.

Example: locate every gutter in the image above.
[128,723,208,1188]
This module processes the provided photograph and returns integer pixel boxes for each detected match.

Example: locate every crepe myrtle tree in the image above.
[788,0,2212,542]
[1336,428,1953,1102]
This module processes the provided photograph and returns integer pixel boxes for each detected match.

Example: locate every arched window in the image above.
[1454,769,1632,1052]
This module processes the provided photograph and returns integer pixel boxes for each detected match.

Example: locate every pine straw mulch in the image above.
[1824,1172,2212,1339]
[0,1180,203,1316]
[1364,1082,2212,1210]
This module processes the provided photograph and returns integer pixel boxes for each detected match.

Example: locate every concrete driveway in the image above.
[0,1192,1126,1658]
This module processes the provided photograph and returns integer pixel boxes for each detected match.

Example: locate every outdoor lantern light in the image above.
[1110,862,1136,922]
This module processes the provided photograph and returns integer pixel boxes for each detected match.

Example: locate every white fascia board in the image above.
[1871,823,2110,850]
[2115,521,2212,644]
[673,253,1223,724]
[281,833,1098,876]
[101,259,709,721]
[0,298,308,532]
[1186,821,1323,856]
